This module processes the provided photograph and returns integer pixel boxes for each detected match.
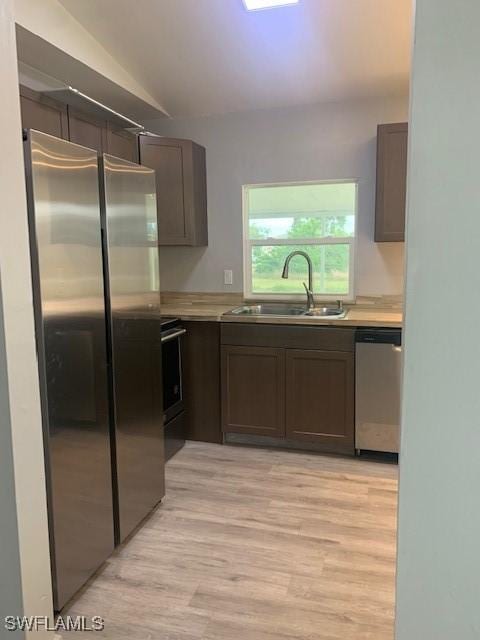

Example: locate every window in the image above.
[243,181,357,301]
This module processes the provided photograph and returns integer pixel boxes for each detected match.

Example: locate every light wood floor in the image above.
[63,441,398,639]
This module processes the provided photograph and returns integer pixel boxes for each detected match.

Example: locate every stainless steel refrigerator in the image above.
[24,130,165,610]
[99,153,165,544]
[24,130,115,611]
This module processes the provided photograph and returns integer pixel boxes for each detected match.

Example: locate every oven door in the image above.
[161,326,186,424]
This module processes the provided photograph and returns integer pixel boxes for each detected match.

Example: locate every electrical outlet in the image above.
[224,269,233,285]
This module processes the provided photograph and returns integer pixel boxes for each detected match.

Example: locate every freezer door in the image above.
[25,130,114,610]
[100,154,165,543]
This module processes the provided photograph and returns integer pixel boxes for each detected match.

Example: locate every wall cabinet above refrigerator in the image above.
[19,85,69,140]
[19,84,138,163]
[106,124,138,163]
[139,135,208,246]
[68,106,109,153]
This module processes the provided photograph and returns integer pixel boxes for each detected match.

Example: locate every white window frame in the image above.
[242,179,358,303]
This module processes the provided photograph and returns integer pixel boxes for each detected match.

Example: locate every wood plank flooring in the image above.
[62,442,398,639]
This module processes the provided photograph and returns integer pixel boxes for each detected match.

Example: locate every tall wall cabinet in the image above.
[375,122,408,242]
[139,136,208,246]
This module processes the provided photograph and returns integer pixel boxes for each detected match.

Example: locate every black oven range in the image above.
[160,317,186,460]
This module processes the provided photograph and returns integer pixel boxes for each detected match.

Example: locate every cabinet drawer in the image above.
[221,323,354,352]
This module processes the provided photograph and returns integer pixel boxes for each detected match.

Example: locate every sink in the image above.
[225,303,346,319]
[304,307,346,319]
[226,303,307,317]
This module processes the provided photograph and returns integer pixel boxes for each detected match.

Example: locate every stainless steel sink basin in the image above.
[304,307,346,319]
[226,303,307,317]
[225,303,346,319]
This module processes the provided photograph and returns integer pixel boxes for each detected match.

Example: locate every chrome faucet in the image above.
[281,250,314,311]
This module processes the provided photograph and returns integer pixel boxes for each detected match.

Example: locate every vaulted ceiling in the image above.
[58,0,412,118]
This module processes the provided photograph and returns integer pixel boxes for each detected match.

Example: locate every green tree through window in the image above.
[245,182,356,298]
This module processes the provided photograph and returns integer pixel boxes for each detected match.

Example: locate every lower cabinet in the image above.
[221,324,355,455]
[285,349,354,454]
[183,321,222,443]
[221,345,285,437]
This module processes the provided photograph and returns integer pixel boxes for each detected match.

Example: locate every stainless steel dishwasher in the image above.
[355,328,402,454]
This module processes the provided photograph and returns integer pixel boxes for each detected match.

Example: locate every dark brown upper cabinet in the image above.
[67,107,108,154]
[106,125,138,163]
[70,112,138,162]
[19,86,139,163]
[19,85,69,140]
[375,122,408,242]
[139,136,208,246]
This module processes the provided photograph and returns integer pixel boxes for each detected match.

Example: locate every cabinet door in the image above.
[68,107,107,153]
[221,345,285,437]
[183,321,222,443]
[286,349,354,454]
[19,85,69,139]
[375,122,408,242]
[139,136,208,246]
[140,137,187,243]
[106,125,138,163]
[189,142,208,246]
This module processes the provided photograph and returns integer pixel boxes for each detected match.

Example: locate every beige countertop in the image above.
[36,292,402,327]
[161,303,402,328]
[161,304,235,321]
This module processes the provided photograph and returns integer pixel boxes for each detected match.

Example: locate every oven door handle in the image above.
[161,327,186,344]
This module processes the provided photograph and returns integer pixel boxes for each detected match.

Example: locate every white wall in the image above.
[14,0,167,117]
[146,94,408,296]
[0,0,54,637]
[396,1,480,638]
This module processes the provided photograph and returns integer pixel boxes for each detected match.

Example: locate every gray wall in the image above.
[396,1,480,638]
[0,284,23,635]
[0,0,54,636]
[146,94,408,296]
